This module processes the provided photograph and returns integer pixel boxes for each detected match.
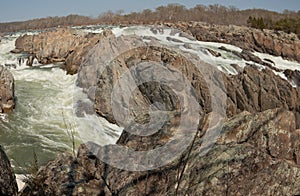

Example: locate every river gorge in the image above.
[1,23,300,195]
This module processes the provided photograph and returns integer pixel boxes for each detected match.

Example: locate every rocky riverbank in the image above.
[3,23,300,195]
[12,21,300,76]
[162,21,300,63]
[19,108,300,195]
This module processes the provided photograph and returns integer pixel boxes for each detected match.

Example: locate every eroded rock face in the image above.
[225,66,300,125]
[19,108,300,195]
[0,146,18,196]
[14,28,113,74]
[0,65,15,113]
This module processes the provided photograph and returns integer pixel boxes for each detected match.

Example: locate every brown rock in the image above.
[0,65,15,113]
[182,22,300,62]
[284,69,300,87]
[15,25,300,195]
[13,28,113,74]
[225,66,300,125]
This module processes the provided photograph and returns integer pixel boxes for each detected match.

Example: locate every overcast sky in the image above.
[0,0,299,22]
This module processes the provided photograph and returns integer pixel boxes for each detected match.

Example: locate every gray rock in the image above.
[0,145,18,196]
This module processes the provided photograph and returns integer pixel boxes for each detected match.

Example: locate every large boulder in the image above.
[13,28,113,74]
[0,65,15,113]
[76,34,227,127]
[0,146,18,196]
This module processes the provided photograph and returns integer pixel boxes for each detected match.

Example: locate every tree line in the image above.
[0,4,299,34]
[0,15,93,33]
[247,16,300,37]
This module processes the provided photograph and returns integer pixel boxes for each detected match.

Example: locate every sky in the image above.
[0,0,299,23]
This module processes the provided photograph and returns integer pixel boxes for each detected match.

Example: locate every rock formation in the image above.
[13,22,300,77]
[7,19,300,195]
[0,145,18,196]
[13,28,113,74]
[225,65,300,128]
[19,108,300,195]
[0,65,15,113]
[19,32,300,195]
[165,22,300,63]
[77,34,217,125]
[76,34,300,128]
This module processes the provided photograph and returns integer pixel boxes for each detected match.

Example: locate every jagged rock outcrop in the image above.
[13,28,113,74]
[77,34,300,128]
[225,65,300,128]
[166,22,300,63]
[19,108,300,195]
[77,34,220,125]
[0,65,15,113]
[0,145,18,196]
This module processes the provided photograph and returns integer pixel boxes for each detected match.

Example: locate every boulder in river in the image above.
[0,65,15,113]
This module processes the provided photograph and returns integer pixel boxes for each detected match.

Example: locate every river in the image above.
[1,25,299,175]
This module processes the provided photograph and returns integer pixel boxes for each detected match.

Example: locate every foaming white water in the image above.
[0,32,123,173]
[73,87,123,146]
[109,26,300,83]
[254,51,300,71]
[110,26,246,75]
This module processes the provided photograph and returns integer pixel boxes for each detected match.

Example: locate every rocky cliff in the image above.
[0,145,18,196]
[0,65,15,113]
